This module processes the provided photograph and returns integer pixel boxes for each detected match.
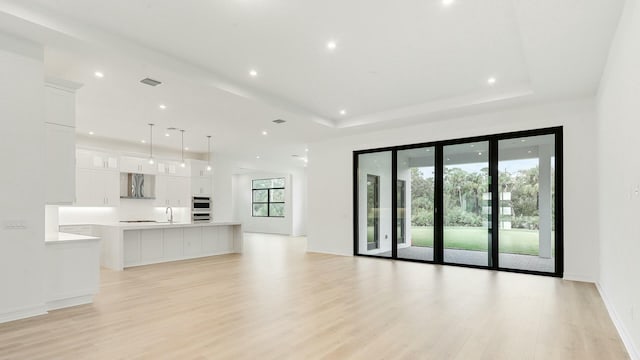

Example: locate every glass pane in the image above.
[253,189,268,202]
[270,189,285,202]
[253,204,268,216]
[269,203,285,217]
[252,179,271,189]
[397,147,435,261]
[357,151,392,257]
[443,141,491,267]
[498,134,555,273]
[271,178,285,188]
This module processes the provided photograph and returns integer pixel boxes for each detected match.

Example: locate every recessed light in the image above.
[521,139,526,143]
[305,148,309,152]
[94,72,104,78]
[339,109,347,115]
[487,77,497,85]
[528,150,532,154]
[165,133,170,137]
[184,147,189,151]
[249,69,258,77]
[442,0,454,6]
[159,104,167,110]
[470,144,475,147]
[478,152,483,156]
[262,130,268,136]
[89,131,95,135]
[256,155,260,159]
[141,140,146,144]
[327,41,337,50]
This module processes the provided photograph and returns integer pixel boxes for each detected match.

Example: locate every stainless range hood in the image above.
[120,173,156,199]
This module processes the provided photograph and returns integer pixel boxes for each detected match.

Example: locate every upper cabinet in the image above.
[190,160,212,178]
[44,78,82,205]
[120,156,156,174]
[190,160,212,196]
[77,149,119,171]
[157,160,189,177]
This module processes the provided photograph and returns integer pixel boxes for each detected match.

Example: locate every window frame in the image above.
[352,126,563,278]
[252,178,286,217]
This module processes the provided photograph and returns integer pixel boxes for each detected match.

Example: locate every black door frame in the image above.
[352,126,564,278]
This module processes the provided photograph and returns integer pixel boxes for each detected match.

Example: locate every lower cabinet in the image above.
[123,226,236,268]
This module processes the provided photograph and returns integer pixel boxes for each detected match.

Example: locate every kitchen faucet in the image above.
[166,206,173,223]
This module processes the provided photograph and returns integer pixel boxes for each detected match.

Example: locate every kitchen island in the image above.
[96,222,243,271]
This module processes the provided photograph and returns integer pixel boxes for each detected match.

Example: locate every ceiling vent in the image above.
[272,119,286,124]
[140,78,162,87]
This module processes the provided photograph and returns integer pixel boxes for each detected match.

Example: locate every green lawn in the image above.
[411,226,552,256]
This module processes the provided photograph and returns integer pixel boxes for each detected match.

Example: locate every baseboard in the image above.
[596,282,640,360]
[563,273,595,283]
[0,303,47,324]
[46,295,93,311]
[306,249,352,257]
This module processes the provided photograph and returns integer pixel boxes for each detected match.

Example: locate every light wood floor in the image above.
[0,233,628,359]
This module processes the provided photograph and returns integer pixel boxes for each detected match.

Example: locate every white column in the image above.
[538,144,553,259]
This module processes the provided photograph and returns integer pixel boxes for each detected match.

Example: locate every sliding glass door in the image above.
[498,134,556,273]
[396,147,435,261]
[354,127,562,277]
[357,151,392,257]
[442,141,491,267]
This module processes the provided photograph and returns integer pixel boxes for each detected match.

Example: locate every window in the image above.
[252,178,285,217]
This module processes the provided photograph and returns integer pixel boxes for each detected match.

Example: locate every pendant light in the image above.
[147,123,155,165]
[180,129,186,168]
[206,135,212,171]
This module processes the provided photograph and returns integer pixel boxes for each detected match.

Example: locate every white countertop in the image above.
[46,232,100,244]
[99,221,242,230]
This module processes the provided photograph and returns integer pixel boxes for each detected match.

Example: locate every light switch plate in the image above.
[4,220,27,230]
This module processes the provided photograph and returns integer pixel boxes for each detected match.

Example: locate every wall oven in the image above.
[192,196,211,222]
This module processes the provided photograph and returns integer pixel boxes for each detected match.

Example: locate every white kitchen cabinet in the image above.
[155,175,190,207]
[218,225,234,252]
[163,228,183,259]
[120,156,156,174]
[202,226,219,253]
[45,234,100,310]
[190,160,212,177]
[140,229,163,262]
[76,168,120,206]
[183,227,202,256]
[44,79,81,205]
[189,160,212,196]
[45,123,76,204]
[123,230,140,267]
[191,176,212,196]
[77,149,118,170]
[157,160,189,177]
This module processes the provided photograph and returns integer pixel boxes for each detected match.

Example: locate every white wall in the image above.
[308,98,600,282]
[596,0,640,357]
[233,172,293,235]
[0,32,47,323]
[291,169,307,237]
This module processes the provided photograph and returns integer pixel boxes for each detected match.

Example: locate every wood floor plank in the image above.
[0,233,629,359]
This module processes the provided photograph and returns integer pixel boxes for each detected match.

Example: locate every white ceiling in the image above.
[0,0,625,166]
